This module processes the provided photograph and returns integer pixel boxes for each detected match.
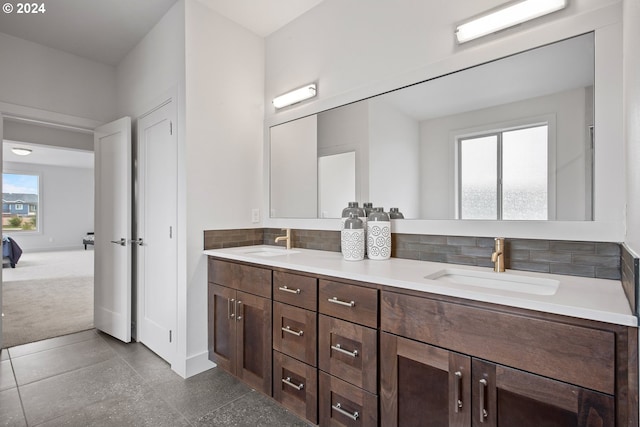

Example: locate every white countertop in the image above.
[204,245,637,327]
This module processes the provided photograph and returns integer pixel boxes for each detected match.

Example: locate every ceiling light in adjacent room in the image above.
[455,0,567,44]
[273,83,317,109]
[11,147,32,156]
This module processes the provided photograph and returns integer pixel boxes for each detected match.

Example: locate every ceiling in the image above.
[3,141,94,169]
[0,0,324,66]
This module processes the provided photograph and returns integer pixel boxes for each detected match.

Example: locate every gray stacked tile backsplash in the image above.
[621,244,639,315]
[204,228,622,280]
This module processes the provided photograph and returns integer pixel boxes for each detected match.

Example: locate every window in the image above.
[458,124,548,220]
[2,173,40,232]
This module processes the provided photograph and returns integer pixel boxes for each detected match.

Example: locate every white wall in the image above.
[0,32,117,123]
[184,0,264,374]
[115,1,189,375]
[623,0,640,254]
[116,2,186,119]
[368,98,420,218]
[270,115,317,218]
[318,101,370,203]
[4,161,93,252]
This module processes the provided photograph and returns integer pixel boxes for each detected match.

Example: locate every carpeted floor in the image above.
[2,249,94,348]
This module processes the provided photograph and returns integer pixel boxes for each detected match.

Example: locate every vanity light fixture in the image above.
[273,83,317,109]
[11,147,32,156]
[455,0,567,44]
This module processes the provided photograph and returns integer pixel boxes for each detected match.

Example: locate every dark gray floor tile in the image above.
[154,367,252,422]
[98,334,181,386]
[12,336,116,386]
[8,329,97,359]
[0,388,26,427]
[36,388,190,427]
[0,360,16,391]
[194,391,311,427]
[19,358,146,426]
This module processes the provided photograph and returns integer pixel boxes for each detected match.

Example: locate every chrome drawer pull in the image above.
[454,371,463,413]
[479,378,488,422]
[236,301,242,321]
[281,326,304,337]
[228,298,235,319]
[331,344,358,358]
[278,285,301,294]
[282,376,304,391]
[328,297,355,307]
[332,403,359,421]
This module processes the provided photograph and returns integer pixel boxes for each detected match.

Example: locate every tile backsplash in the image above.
[204,228,622,281]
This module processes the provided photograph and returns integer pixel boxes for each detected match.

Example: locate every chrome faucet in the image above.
[491,237,505,272]
[275,228,292,249]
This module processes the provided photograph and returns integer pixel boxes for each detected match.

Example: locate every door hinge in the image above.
[169,330,172,343]
[169,226,172,239]
[169,121,173,135]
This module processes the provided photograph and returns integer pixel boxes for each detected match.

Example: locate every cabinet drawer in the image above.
[273,351,318,425]
[318,315,377,393]
[208,258,271,298]
[273,302,317,366]
[319,280,378,328]
[381,291,616,395]
[319,371,378,427]
[273,271,317,311]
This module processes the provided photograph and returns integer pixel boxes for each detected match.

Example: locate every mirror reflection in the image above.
[270,33,594,221]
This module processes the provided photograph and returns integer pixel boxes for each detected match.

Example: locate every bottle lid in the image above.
[368,207,389,221]
[344,212,364,229]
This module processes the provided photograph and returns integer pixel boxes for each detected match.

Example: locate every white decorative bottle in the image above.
[341,213,365,261]
[367,207,391,260]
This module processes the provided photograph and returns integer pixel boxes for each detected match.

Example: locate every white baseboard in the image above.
[171,351,216,378]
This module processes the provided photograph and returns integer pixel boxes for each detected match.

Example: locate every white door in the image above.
[94,117,132,343]
[136,101,177,362]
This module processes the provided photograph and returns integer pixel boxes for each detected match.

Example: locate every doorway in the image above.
[1,128,95,348]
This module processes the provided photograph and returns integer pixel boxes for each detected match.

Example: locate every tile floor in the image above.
[0,330,312,426]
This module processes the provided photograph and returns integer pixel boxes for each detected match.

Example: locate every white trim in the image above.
[0,101,103,131]
[171,350,215,379]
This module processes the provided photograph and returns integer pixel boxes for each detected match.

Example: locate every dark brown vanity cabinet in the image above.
[318,279,379,426]
[380,332,615,427]
[272,271,319,424]
[380,290,625,427]
[207,256,637,427]
[207,259,272,395]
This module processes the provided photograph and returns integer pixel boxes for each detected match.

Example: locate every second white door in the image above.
[137,100,177,363]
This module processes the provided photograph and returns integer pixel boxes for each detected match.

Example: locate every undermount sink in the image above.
[242,247,301,257]
[425,268,559,296]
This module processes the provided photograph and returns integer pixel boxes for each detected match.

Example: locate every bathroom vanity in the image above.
[204,246,637,427]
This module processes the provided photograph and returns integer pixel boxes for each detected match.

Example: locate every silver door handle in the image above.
[328,297,355,307]
[278,286,301,294]
[282,377,304,391]
[281,326,304,337]
[110,238,126,246]
[129,238,143,246]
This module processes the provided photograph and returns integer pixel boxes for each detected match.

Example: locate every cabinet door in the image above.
[380,332,471,427]
[472,359,614,427]
[235,290,272,395]
[208,283,236,373]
